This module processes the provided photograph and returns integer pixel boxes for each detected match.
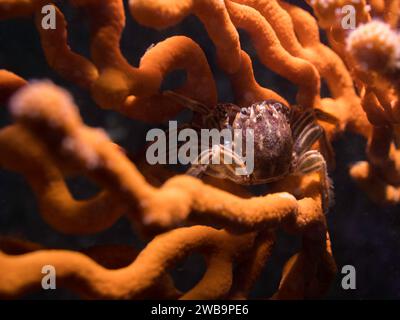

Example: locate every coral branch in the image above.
[0,70,27,105]
[345,20,400,204]
[0,0,218,123]
[34,6,99,89]
[226,0,320,109]
[129,0,241,74]
[0,226,253,299]
[2,81,304,234]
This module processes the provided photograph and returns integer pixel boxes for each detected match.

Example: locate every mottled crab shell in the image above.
[232,100,293,182]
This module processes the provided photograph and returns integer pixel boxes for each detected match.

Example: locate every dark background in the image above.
[1,0,399,299]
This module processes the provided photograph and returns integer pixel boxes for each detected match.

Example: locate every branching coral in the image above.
[346,20,400,204]
[0,81,335,299]
[0,0,398,299]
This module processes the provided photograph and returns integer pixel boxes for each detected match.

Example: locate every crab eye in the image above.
[270,101,290,118]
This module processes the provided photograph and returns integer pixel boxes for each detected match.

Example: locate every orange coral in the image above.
[345,19,400,204]
[0,0,398,299]
[0,80,334,299]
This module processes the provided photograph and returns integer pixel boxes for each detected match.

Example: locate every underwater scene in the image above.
[0,0,400,301]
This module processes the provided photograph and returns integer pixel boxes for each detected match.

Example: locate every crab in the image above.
[163,91,335,213]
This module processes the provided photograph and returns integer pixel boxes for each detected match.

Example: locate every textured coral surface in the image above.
[0,0,399,299]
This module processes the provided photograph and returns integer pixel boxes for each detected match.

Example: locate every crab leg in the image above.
[163,90,210,115]
[293,122,323,156]
[187,144,248,181]
[295,150,333,213]
[291,109,315,139]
